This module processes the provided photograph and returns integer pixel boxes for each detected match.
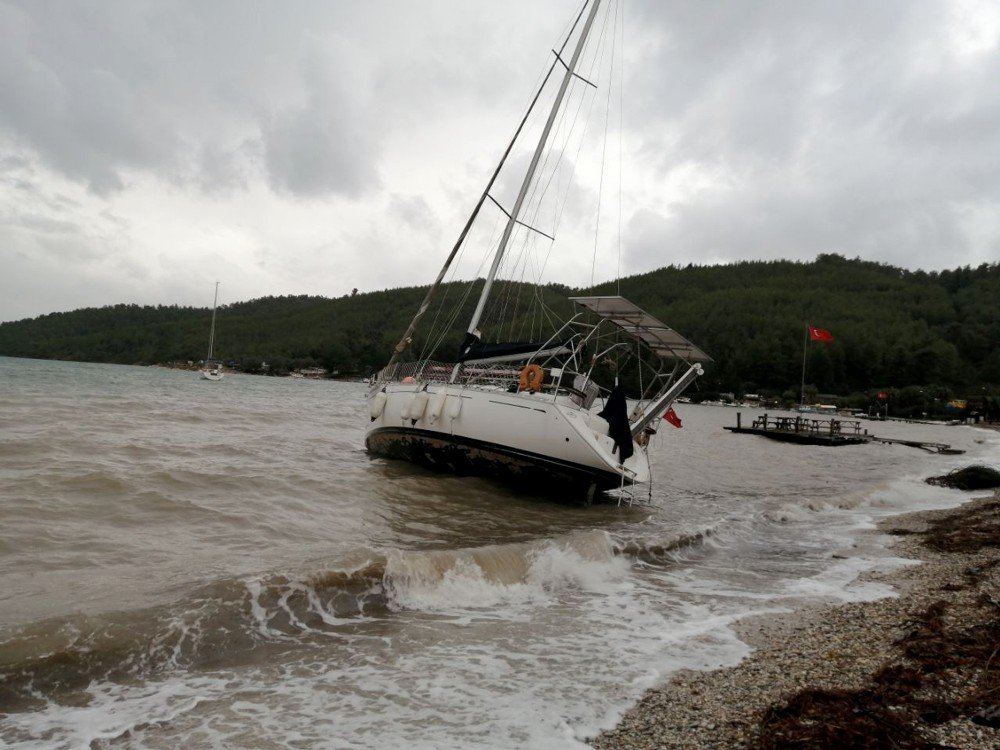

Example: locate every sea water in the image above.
[1,356,997,749]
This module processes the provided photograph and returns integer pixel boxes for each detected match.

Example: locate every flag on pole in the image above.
[663,406,683,428]
[808,325,834,342]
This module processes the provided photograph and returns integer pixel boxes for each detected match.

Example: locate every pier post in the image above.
[737,412,741,429]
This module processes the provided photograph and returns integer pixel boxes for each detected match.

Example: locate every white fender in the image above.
[446,395,463,421]
[407,391,429,423]
[370,392,387,420]
[426,391,447,424]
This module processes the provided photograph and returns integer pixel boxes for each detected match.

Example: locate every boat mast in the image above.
[206,281,219,363]
[381,4,592,379]
[463,0,603,343]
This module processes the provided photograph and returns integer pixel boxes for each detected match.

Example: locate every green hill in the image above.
[2,255,998,411]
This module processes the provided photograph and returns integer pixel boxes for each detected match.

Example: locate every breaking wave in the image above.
[0,531,630,712]
[613,526,716,563]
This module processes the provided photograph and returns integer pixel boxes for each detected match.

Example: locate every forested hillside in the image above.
[594,254,1000,399]
[2,255,997,406]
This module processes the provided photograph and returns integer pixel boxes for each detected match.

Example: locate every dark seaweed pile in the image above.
[926,465,1000,491]
[754,500,1000,749]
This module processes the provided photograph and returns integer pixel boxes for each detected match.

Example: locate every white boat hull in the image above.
[365,384,648,500]
[200,369,224,381]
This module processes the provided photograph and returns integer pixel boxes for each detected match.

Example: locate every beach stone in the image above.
[589,492,1000,750]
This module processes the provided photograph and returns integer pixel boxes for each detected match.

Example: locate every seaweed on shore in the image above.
[926,465,1000,491]
[755,599,1000,748]
[922,499,1000,554]
[754,501,1000,749]
[755,681,926,749]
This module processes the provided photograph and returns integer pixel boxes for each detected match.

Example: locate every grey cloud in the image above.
[0,1,181,194]
[262,102,379,198]
[0,154,31,171]
[388,194,441,238]
[259,29,382,198]
[619,0,1000,272]
[0,1,388,199]
[1,0,999,323]
[197,140,253,195]
[3,211,81,236]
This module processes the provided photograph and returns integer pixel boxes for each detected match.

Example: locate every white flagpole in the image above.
[800,323,808,407]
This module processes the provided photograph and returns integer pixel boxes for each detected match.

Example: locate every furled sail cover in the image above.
[458,331,575,363]
[569,296,712,363]
[458,340,556,363]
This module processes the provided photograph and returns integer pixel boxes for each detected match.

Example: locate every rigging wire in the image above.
[590,0,618,287]
[529,2,613,285]
[419,212,505,364]
[401,1,594,366]
[415,228,509,366]
[464,0,589,348]
[514,2,619,336]
[615,3,620,296]
[485,1,615,341]
[412,0,626,364]
[523,2,616,336]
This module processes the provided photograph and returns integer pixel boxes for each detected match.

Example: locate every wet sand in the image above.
[590,490,1000,749]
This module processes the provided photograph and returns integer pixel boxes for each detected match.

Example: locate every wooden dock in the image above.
[724,412,867,446]
[724,412,963,453]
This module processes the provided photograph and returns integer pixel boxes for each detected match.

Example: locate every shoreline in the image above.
[590,490,1000,749]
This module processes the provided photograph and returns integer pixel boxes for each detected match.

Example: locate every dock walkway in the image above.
[723,413,867,446]
[723,412,963,453]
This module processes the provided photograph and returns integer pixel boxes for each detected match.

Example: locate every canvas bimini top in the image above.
[570,296,713,364]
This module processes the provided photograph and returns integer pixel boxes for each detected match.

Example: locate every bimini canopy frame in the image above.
[569,296,713,363]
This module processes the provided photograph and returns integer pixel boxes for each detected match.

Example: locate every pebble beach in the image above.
[590,489,1000,750]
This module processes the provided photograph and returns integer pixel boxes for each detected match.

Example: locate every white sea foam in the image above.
[781,555,910,603]
[1,676,226,750]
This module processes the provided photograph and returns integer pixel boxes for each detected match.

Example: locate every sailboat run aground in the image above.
[365,0,710,502]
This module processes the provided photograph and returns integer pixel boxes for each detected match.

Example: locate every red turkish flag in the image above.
[808,325,834,342]
[663,407,683,428]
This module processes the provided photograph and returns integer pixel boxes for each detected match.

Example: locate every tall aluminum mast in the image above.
[206,281,219,363]
[463,0,603,342]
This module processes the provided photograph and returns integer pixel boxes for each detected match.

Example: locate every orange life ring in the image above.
[518,364,544,393]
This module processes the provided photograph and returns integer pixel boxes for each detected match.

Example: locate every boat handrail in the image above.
[369,357,614,403]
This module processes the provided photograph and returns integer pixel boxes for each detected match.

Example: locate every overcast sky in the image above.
[2,0,999,323]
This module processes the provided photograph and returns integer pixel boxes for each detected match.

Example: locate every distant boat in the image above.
[200,281,224,382]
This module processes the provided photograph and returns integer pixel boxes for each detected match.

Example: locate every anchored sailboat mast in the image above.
[206,281,219,363]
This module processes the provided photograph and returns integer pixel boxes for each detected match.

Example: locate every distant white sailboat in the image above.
[364,0,709,502]
[200,281,224,381]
